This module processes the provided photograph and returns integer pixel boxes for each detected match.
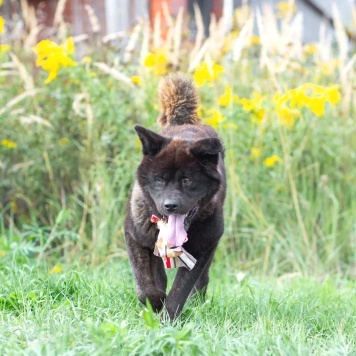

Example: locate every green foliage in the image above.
[0,259,355,355]
[142,301,160,330]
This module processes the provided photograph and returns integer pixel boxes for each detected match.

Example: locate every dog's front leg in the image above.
[165,248,216,321]
[126,234,167,312]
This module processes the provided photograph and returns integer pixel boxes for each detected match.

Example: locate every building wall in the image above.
[243,0,355,43]
[105,0,148,34]
[2,0,354,43]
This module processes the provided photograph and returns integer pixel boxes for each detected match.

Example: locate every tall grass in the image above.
[0,1,355,276]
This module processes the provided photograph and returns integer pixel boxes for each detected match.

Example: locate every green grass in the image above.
[1,255,355,355]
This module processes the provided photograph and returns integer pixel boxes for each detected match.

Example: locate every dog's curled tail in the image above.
[157,73,201,126]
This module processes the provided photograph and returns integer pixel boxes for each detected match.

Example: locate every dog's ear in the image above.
[134,125,168,156]
[191,138,223,166]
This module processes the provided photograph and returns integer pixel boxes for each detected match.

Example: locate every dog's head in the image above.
[135,125,223,218]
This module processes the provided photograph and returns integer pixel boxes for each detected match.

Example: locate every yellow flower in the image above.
[250,35,261,46]
[323,85,341,105]
[1,139,17,148]
[0,0,3,6]
[273,92,289,106]
[193,61,224,87]
[303,44,317,56]
[252,109,266,124]
[197,105,203,118]
[131,75,141,85]
[288,88,308,109]
[33,37,76,84]
[82,56,92,63]
[276,104,301,128]
[49,265,62,274]
[0,16,5,34]
[240,92,266,111]
[250,147,261,160]
[239,98,253,111]
[298,84,326,116]
[143,50,167,76]
[276,1,297,18]
[205,109,226,128]
[319,59,339,76]
[144,53,155,67]
[0,251,6,257]
[264,155,282,167]
[63,37,74,54]
[222,30,239,54]
[275,83,340,120]
[305,97,325,117]
[59,137,68,145]
[239,92,267,124]
[218,85,239,107]
[0,44,10,52]
[218,86,231,107]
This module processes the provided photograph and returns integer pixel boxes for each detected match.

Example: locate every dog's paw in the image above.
[138,290,166,312]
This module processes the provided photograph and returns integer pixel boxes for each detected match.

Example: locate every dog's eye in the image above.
[182,178,192,186]
[156,177,166,184]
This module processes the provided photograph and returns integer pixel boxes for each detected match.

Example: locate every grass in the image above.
[1,254,355,355]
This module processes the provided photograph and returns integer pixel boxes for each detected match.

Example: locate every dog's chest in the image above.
[129,182,159,248]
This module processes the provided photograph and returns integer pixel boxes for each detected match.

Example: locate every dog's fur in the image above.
[124,73,226,321]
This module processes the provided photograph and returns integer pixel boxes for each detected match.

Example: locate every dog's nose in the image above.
[164,200,178,213]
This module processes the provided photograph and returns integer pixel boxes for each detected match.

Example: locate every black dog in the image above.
[125,73,226,321]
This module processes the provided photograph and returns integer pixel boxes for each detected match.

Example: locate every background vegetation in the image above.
[0,1,355,354]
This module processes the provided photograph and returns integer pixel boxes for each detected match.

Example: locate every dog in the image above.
[124,73,226,321]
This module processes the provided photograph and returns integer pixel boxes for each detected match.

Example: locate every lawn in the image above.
[1,256,355,355]
[0,1,355,354]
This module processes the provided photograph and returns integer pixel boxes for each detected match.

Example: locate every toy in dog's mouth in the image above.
[152,204,199,247]
[151,204,199,270]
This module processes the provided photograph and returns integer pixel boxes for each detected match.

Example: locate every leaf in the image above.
[142,300,160,330]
